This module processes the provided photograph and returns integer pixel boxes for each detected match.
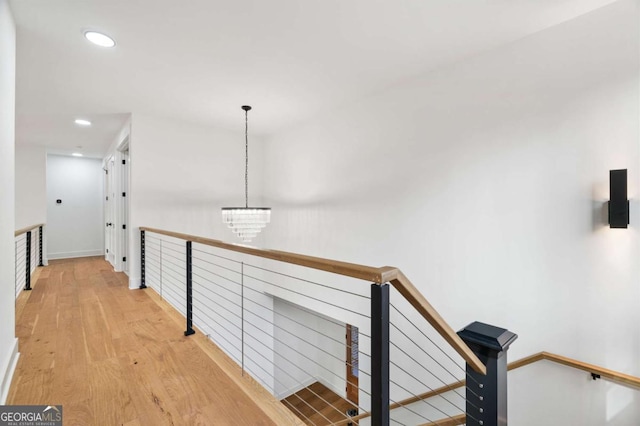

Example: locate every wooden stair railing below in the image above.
[336,351,640,426]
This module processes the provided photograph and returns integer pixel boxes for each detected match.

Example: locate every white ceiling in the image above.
[10,0,618,157]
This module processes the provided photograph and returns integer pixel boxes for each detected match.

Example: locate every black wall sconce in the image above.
[608,169,629,228]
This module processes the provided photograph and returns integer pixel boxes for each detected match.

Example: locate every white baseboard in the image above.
[129,276,141,290]
[317,376,345,399]
[48,249,104,260]
[0,338,19,404]
[276,376,317,400]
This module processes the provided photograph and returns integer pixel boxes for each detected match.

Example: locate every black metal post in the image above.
[139,230,147,289]
[371,283,390,426]
[24,231,32,291]
[38,226,43,267]
[184,241,195,336]
[458,322,518,426]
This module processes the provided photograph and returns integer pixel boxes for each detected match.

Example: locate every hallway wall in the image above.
[46,154,104,259]
[0,0,17,404]
[15,144,46,230]
[262,2,640,424]
[127,112,266,288]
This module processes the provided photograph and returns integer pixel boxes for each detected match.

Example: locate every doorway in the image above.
[120,148,129,275]
[346,324,359,407]
[105,156,116,266]
[103,136,131,274]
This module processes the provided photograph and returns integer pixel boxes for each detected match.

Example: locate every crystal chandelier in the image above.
[221,106,271,242]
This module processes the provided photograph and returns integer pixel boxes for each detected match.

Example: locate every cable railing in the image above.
[14,224,44,299]
[140,227,517,426]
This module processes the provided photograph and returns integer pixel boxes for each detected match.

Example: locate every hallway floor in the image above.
[8,257,295,425]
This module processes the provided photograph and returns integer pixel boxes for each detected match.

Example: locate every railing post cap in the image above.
[458,321,518,354]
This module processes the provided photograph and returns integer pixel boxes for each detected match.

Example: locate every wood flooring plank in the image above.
[8,257,292,425]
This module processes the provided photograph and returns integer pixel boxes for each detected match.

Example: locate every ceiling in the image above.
[11,0,618,158]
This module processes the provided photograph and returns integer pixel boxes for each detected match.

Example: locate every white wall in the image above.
[102,117,131,275]
[15,144,46,229]
[46,154,104,259]
[128,112,266,288]
[273,298,346,399]
[262,2,640,424]
[0,0,18,404]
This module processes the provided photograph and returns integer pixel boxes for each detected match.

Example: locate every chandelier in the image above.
[221,105,271,242]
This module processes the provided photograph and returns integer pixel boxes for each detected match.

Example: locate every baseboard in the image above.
[0,338,19,404]
[317,376,345,400]
[48,250,104,260]
[129,276,141,290]
[276,376,318,400]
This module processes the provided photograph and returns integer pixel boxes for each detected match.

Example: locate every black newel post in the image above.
[458,322,518,426]
[371,283,390,426]
[24,231,32,291]
[38,226,43,267]
[139,230,147,289]
[184,241,195,336]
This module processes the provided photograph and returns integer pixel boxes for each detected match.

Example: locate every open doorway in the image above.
[346,324,359,409]
[104,155,116,266]
[120,147,129,275]
[103,135,130,274]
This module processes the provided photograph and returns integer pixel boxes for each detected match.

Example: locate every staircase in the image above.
[282,382,358,425]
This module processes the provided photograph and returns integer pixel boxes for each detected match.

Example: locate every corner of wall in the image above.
[0,338,19,404]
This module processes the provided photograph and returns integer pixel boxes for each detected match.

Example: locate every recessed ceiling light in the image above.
[84,31,116,48]
[72,153,83,157]
[74,119,91,126]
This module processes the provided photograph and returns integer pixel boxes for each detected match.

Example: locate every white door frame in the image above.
[105,156,116,266]
[117,137,130,275]
[103,135,131,273]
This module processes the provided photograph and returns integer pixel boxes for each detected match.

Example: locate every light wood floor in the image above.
[282,382,358,425]
[7,257,289,425]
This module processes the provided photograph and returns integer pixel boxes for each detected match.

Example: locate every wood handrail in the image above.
[15,223,44,237]
[340,351,640,426]
[390,270,486,375]
[140,226,487,375]
[540,352,640,388]
[141,227,391,283]
[419,414,466,426]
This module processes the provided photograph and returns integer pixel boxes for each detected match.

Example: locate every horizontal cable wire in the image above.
[238,321,372,419]
[159,280,184,303]
[193,311,242,348]
[159,243,185,257]
[159,271,182,292]
[162,280,185,306]
[161,286,183,305]
[243,271,370,319]
[159,255,186,270]
[191,288,242,323]
[192,307,242,339]
[192,263,242,287]
[281,396,320,426]
[256,294,372,359]
[159,252,186,270]
[242,296,371,378]
[158,261,185,283]
[244,262,370,300]
[240,306,372,402]
[390,302,481,388]
[192,256,243,280]
[192,247,242,265]
[194,320,243,366]
[390,357,470,415]
[148,236,183,248]
[238,352,334,426]
[386,393,435,426]
[192,279,241,310]
[390,323,475,402]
